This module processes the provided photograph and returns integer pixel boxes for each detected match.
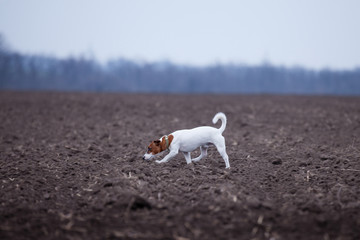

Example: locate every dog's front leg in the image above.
[156,150,178,164]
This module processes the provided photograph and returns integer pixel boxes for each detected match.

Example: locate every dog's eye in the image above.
[147,147,152,152]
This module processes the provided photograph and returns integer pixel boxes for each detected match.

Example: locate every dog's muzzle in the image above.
[143,153,153,161]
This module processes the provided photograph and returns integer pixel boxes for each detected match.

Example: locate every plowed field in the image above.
[1,92,359,240]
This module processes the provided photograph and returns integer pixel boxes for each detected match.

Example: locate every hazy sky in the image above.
[0,0,359,70]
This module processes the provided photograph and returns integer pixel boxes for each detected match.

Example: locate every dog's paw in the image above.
[155,160,162,164]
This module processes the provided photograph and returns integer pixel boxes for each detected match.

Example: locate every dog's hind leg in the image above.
[214,137,230,169]
[182,152,192,164]
[192,145,208,162]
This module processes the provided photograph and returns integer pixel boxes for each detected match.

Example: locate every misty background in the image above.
[0,0,360,95]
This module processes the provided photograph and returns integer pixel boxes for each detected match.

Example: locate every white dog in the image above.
[143,112,230,169]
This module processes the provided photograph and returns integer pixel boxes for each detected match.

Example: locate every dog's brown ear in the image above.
[154,140,161,146]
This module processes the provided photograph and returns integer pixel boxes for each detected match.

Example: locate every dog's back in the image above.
[171,127,219,152]
[170,112,227,152]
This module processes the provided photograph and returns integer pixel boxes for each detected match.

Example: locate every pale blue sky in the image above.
[0,0,359,69]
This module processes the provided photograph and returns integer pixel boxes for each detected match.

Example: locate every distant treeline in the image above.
[1,45,360,95]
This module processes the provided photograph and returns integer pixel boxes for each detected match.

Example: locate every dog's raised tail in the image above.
[212,112,227,134]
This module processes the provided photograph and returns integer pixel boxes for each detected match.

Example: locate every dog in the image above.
[143,112,230,169]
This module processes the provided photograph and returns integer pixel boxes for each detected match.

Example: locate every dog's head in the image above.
[143,140,162,160]
[143,135,173,161]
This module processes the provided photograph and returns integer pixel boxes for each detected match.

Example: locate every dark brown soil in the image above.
[1,92,360,240]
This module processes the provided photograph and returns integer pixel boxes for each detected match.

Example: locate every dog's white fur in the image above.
[143,112,230,169]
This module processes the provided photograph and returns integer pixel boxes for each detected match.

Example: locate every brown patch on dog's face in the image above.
[147,140,162,155]
[143,140,162,161]
[143,135,174,161]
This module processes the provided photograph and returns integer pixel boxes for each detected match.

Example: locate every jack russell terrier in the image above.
[143,112,230,169]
